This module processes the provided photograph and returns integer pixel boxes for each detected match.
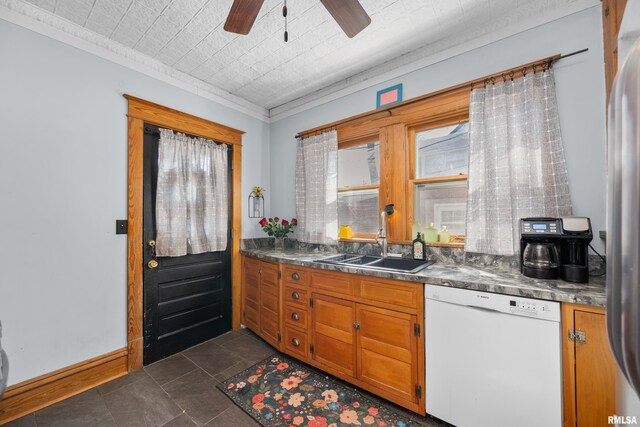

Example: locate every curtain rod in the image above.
[296,48,589,139]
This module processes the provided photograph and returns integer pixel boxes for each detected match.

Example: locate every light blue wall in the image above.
[270,6,607,253]
[0,19,269,385]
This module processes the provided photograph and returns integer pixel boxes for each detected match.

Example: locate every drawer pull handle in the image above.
[291,338,300,347]
[291,291,300,300]
[291,312,300,321]
[292,272,300,280]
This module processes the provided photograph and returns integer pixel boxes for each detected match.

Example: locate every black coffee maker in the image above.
[520,217,593,283]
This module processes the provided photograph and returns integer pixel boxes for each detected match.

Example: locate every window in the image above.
[337,138,380,238]
[410,122,469,245]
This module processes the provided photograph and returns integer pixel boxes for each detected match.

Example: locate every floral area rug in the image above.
[218,353,420,427]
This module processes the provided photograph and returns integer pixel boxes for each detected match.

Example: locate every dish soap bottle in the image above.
[413,232,426,260]
[424,223,438,243]
[439,226,450,244]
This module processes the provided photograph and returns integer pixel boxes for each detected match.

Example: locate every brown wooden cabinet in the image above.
[311,294,357,377]
[356,304,418,403]
[241,256,425,413]
[562,303,617,427]
[241,257,280,349]
[307,269,425,413]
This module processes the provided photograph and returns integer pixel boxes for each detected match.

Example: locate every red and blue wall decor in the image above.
[376,83,403,109]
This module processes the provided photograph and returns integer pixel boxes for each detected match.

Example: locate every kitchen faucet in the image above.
[376,204,395,258]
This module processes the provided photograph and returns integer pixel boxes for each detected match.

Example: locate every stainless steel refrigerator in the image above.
[607,1,640,420]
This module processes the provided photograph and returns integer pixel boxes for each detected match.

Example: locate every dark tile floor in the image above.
[5,329,446,427]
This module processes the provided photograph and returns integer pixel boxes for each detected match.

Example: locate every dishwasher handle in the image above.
[465,304,502,314]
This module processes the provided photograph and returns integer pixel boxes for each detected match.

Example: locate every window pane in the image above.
[338,189,379,235]
[416,123,469,178]
[414,181,467,235]
[338,142,380,187]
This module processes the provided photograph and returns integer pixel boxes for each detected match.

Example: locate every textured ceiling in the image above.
[17,0,597,114]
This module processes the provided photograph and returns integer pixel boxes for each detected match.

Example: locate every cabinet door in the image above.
[574,310,616,427]
[242,257,260,331]
[259,262,280,348]
[356,304,418,403]
[311,294,356,377]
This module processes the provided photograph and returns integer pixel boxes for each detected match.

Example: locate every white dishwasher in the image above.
[425,284,562,427]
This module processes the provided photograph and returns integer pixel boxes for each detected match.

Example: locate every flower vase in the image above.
[274,237,285,250]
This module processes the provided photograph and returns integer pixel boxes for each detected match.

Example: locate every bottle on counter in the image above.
[413,232,426,260]
[424,223,438,243]
[439,226,450,244]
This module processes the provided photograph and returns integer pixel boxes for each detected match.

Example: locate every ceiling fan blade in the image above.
[224,0,265,35]
[320,0,371,38]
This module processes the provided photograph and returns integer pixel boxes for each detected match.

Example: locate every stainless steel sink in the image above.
[314,254,433,274]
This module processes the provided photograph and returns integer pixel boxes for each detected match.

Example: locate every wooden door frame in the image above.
[124,95,244,371]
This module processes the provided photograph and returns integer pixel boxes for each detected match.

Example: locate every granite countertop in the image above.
[241,248,607,307]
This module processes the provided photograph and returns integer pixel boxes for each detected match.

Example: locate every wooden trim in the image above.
[411,175,468,185]
[561,303,577,427]
[297,54,559,139]
[561,303,609,427]
[426,242,464,248]
[127,116,144,371]
[0,348,127,424]
[602,0,627,107]
[125,95,244,371]
[380,124,408,243]
[339,133,380,148]
[232,147,243,330]
[338,184,379,193]
[124,95,244,145]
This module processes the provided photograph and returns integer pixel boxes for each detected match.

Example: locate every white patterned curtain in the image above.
[156,129,228,256]
[465,70,572,255]
[295,130,338,244]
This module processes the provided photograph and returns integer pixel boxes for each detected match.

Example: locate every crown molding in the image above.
[0,0,270,122]
[268,1,600,123]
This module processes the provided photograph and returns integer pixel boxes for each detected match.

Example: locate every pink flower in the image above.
[309,417,328,427]
[280,376,302,390]
[277,362,289,371]
[363,415,375,425]
[322,389,338,402]
[340,410,359,424]
[288,392,305,407]
[368,407,379,416]
[293,416,304,425]
[353,402,360,408]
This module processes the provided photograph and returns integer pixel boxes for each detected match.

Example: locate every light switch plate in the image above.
[116,220,128,235]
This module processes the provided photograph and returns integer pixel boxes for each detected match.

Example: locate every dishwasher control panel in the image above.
[509,299,554,317]
[425,284,560,322]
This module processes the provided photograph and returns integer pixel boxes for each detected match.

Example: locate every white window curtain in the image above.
[156,128,229,257]
[465,69,572,255]
[295,130,339,244]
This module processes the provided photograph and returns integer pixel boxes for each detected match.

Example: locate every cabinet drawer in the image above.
[358,279,419,309]
[284,284,309,307]
[312,270,355,296]
[284,305,308,330]
[283,266,309,286]
[284,326,308,358]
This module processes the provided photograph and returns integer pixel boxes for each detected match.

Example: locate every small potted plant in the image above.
[259,217,297,250]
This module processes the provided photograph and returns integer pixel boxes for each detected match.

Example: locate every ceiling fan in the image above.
[223,0,371,39]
